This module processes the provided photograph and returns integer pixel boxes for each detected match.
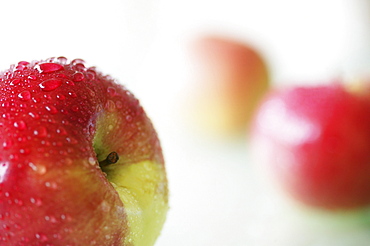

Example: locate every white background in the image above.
[1,0,369,245]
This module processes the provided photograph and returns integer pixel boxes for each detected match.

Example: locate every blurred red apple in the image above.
[186,35,270,138]
[250,82,370,210]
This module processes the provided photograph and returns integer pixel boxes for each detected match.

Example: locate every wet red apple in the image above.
[0,58,168,245]
[250,82,370,210]
[186,35,270,138]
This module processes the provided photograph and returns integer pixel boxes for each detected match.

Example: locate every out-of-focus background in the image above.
[1,0,369,245]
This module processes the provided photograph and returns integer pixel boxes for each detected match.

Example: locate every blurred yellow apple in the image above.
[186,35,270,139]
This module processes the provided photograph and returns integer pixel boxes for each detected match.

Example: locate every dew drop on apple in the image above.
[66,137,78,145]
[28,112,40,119]
[56,94,66,100]
[63,158,73,166]
[52,233,61,240]
[45,181,58,190]
[10,78,20,85]
[87,69,96,80]
[30,197,43,206]
[143,162,153,171]
[115,100,123,109]
[45,105,58,114]
[2,113,10,119]
[33,126,48,138]
[35,63,63,73]
[1,101,10,108]
[107,87,116,97]
[125,115,133,122]
[13,120,27,130]
[56,127,67,135]
[72,72,84,82]
[88,157,96,165]
[105,99,116,112]
[29,162,46,175]
[65,80,75,86]
[28,75,37,80]
[71,105,79,112]
[68,91,77,98]
[2,140,13,149]
[39,79,62,91]
[18,90,31,101]
[35,233,48,242]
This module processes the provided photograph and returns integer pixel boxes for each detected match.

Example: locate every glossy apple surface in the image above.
[0,58,168,245]
[187,35,270,138]
[250,83,370,210]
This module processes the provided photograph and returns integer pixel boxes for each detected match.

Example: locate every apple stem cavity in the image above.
[99,151,119,167]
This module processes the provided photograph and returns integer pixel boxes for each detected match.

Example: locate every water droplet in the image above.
[15,64,26,71]
[34,126,48,138]
[99,200,111,212]
[45,105,58,114]
[63,158,73,165]
[2,140,13,149]
[19,148,30,155]
[66,80,75,86]
[66,137,78,144]
[86,70,96,80]
[74,63,85,71]
[1,102,10,108]
[45,181,58,189]
[115,100,123,109]
[88,157,96,165]
[39,79,62,91]
[68,91,77,98]
[30,197,43,206]
[35,63,63,73]
[43,94,52,100]
[9,154,19,161]
[125,115,133,122]
[14,120,26,130]
[28,112,40,119]
[18,90,31,101]
[28,75,37,80]
[35,233,48,242]
[107,87,116,97]
[71,58,85,65]
[87,87,96,97]
[10,79,21,85]
[105,100,115,112]
[2,113,10,119]
[71,105,79,112]
[56,56,68,64]
[72,72,84,82]
[32,97,42,103]
[29,162,46,175]
[56,73,67,79]
[56,127,67,135]
[54,94,65,101]
[18,61,30,66]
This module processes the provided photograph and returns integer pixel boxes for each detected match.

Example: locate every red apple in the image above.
[0,58,168,245]
[186,35,270,138]
[250,82,370,210]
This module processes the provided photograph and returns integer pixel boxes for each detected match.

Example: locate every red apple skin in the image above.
[0,58,167,245]
[250,83,370,210]
[187,35,269,138]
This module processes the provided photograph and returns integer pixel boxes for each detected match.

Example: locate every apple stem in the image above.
[99,152,119,167]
